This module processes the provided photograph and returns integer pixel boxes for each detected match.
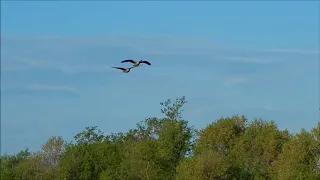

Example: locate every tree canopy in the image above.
[1,96,319,180]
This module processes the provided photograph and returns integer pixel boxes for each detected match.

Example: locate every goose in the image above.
[112,66,134,73]
[121,59,151,67]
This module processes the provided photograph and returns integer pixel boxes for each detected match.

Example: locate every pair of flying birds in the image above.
[112,59,151,73]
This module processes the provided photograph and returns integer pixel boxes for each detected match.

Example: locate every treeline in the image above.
[1,97,320,180]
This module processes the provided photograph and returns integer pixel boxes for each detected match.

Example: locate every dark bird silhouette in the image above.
[121,59,151,67]
[112,67,134,73]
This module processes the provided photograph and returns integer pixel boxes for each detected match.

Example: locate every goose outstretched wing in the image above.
[112,67,126,71]
[140,60,151,65]
[121,59,136,64]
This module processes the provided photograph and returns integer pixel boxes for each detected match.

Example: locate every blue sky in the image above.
[1,1,319,154]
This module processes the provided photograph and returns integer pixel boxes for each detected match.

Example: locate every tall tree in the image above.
[102,96,195,180]
[231,119,290,179]
[194,115,247,155]
[176,115,247,179]
[3,96,320,180]
[273,126,320,180]
[40,136,66,168]
[1,148,31,180]
[59,126,107,180]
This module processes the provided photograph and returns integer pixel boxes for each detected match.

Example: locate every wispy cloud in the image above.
[223,77,249,86]
[258,49,320,55]
[1,53,114,74]
[221,56,275,64]
[187,105,216,117]
[27,84,77,92]
[1,35,318,155]
[263,105,280,111]
[2,84,78,98]
[2,35,318,74]
[1,35,318,94]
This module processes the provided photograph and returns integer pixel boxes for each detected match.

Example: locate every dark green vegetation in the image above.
[1,96,320,180]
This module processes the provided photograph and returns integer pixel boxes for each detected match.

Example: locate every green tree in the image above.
[273,126,320,180]
[100,96,195,180]
[176,115,246,179]
[310,123,320,178]
[194,115,247,156]
[7,136,67,180]
[59,127,125,180]
[3,96,320,180]
[1,148,31,180]
[59,126,105,180]
[14,152,43,180]
[231,119,290,179]
[176,150,231,180]
[73,126,105,145]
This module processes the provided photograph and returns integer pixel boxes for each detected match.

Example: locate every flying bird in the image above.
[121,59,151,67]
[112,67,134,73]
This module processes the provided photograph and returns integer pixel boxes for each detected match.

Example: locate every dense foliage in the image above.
[1,96,320,180]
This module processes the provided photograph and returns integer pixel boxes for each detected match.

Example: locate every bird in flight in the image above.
[121,59,151,67]
[111,67,134,73]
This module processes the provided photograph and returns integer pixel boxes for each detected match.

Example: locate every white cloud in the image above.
[27,84,77,92]
[1,83,79,98]
[187,105,216,117]
[1,58,114,74]
[263,105,280,111]
[1,35,316,91]
[258,49,320,55]
[1,35,318,77]
[221,56,275,64]
[223,77,248,86]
